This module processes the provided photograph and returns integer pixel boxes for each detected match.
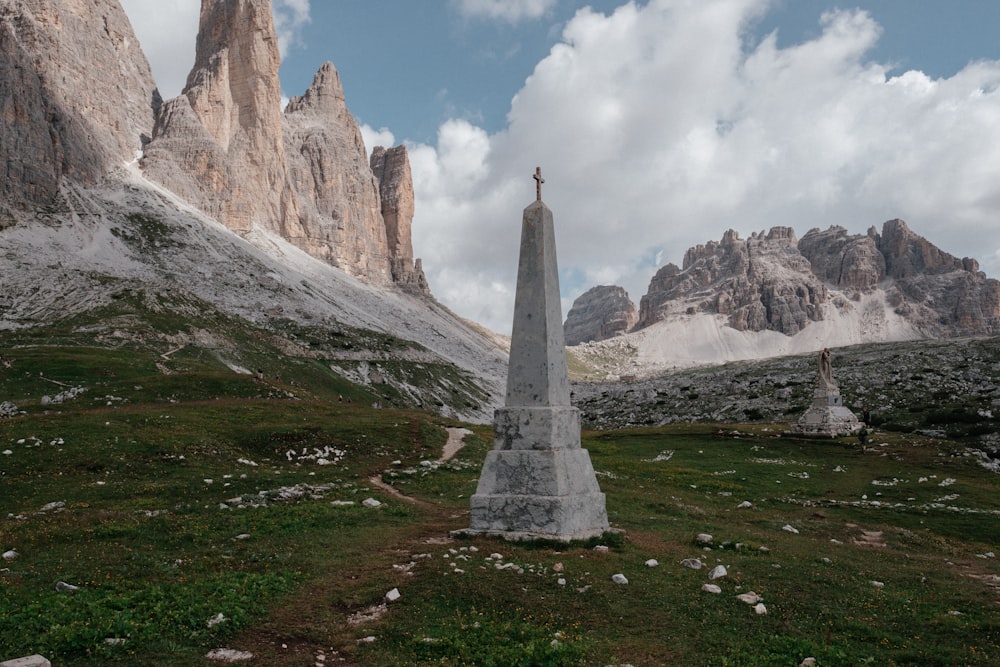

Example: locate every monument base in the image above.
[462,445,610,542]
[788,388,862,437]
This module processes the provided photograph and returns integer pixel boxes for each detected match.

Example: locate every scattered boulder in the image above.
[736,592,762,604]
[695,533,713,546]
[205,648,254,663]
[708,565,727,580]
[680,558,704,570]
[385,588,401,602]
[54,581,79,593]
[611,573,629,585]
[701,584,722,594]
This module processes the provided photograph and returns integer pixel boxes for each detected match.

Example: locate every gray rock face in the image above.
[370,145,429,294]
[638,227,827,335]
[0,0,159,210]
[141,0,301,237]
[283,62,390,284]
[632,219,1000,339]
[564,285,638,346]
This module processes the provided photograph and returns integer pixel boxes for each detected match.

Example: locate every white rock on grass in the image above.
[736,501,753,509]
[800,658,818,667]
[612,573,629,584]
[644,559,659,567]
[680,558,703,570]
[385,588,401,602]
[753,603,768,615]
[2,550,18,560]
[206,648,254,662]
[362,498,382,508]
[695,533,713,545]
[206,613,227,628]
[708,565,727,580]
[870,580,885,589]
[701,584,722,594]
[55,581,79,593]
[782,524,800,534]
[736,592,761,604]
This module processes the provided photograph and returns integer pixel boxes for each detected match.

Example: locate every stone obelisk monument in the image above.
[463,168,610,541]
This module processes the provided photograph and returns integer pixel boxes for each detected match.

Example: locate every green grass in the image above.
[1,345,999,665]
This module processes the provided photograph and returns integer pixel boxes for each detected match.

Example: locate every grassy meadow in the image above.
[1,341,999,665]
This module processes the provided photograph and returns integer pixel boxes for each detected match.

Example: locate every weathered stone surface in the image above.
[0,0,158,209]
[141,0,301,237]
[633,219,1000,340]
[564,285,638,345]
[638,227,827,335]
[282,62,390,283]
[465,195,609,541]
[370,145,429,293]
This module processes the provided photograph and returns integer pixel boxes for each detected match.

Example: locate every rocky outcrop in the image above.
[638,227,827,335]
[141,0,301,237]
[283,62,391,284]
[0,0,159,210]
[370,145,428,294]
[630,219,1000,341]
[564,286,638,345]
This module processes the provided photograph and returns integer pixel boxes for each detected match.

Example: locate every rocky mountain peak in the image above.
[572,219,999,353]
[564,286,638,346]
[370,145,429,294]
[285,62,346,116]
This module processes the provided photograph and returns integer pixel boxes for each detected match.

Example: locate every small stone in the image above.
[2,450,11,455]
[701,583,722,594]
[695,533,713,545]
[206,648,254,662]
[593,545,610,553]
[552,562,564,572]
[55,581,79,593]
[736,501,753,509]
[362,498,382,508]
[644,559,659,567]
[104,637,127,646]
[708,565,727,580]
[753,603,767,615]
[357,636,376,644]
[611,573,629,584]
[680,558,703,570]
[385,587,401,602]
[207,612,227,627]
[782,524,799,534]
[2,550,18,560]
[234,534,251,540]
[870,580,884,589]
[800,658,817,666]
[736,592,761,604]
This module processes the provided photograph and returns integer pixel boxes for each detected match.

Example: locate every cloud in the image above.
[452,0,557,23]
[273,0,312,57]
[119,0,199,99]
[410,0,1000,334]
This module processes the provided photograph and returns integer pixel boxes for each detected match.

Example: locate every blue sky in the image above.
[122,1,1000,334]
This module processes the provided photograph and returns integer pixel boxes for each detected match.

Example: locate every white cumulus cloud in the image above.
[453,0,557,23]
[409,0,1000,333]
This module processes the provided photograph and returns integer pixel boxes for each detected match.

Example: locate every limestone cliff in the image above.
[140,0,302,238]
[564,285,638,346]
[283,62,391,284]
[630,219,999,339]
[638,227,827,335]
[370,145,429,294]
[0,0,159,210]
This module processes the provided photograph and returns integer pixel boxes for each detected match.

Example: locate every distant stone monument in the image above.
[789,347,862,437]
[460,168,610,541]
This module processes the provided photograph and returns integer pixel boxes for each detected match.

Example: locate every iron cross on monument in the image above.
[533,166,544,201]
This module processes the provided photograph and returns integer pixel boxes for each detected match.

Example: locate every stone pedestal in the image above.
[460,188,610,542]
[468,406,608,540]
[789,387,862,437]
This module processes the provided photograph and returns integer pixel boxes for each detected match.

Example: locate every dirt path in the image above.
[366,427,473,506]
[440,427,473,462]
